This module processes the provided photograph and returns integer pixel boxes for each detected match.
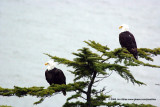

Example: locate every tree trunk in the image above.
[87,70,97,107]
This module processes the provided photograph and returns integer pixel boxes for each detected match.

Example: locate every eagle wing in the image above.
[45,70,53,85]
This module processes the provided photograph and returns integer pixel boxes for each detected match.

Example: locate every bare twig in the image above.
[80,96,87,100]
[93,71,113,87]
[104,89,113,94]
[97,71,113,79]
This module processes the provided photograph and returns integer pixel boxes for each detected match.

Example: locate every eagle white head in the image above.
[45,60,56,71]
[119,24,129,32]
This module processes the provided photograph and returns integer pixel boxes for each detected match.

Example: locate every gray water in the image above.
[0,0,160,107]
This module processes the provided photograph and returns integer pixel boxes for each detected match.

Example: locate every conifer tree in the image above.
[0,40,160,107]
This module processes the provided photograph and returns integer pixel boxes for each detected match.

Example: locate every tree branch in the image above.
[77,88,87,94]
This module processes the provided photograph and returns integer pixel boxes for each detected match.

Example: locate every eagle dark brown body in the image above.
[119,31,138,59]
[45,67,66,96]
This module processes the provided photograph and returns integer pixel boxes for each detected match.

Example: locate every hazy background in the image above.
[0,0,160,106]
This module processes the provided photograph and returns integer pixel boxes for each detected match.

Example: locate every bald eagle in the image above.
[45,60,66,96]
[119,24,138,59]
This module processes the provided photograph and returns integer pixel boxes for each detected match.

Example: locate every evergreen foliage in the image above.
[0,40,160,107]
[0,106,12,107]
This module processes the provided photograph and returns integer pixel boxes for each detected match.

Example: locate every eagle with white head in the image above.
[119,24,138,59]
[45,60,66,96]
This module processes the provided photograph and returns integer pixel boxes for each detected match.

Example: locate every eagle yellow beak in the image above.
[119,26,123,29]
[45,63,48,66]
